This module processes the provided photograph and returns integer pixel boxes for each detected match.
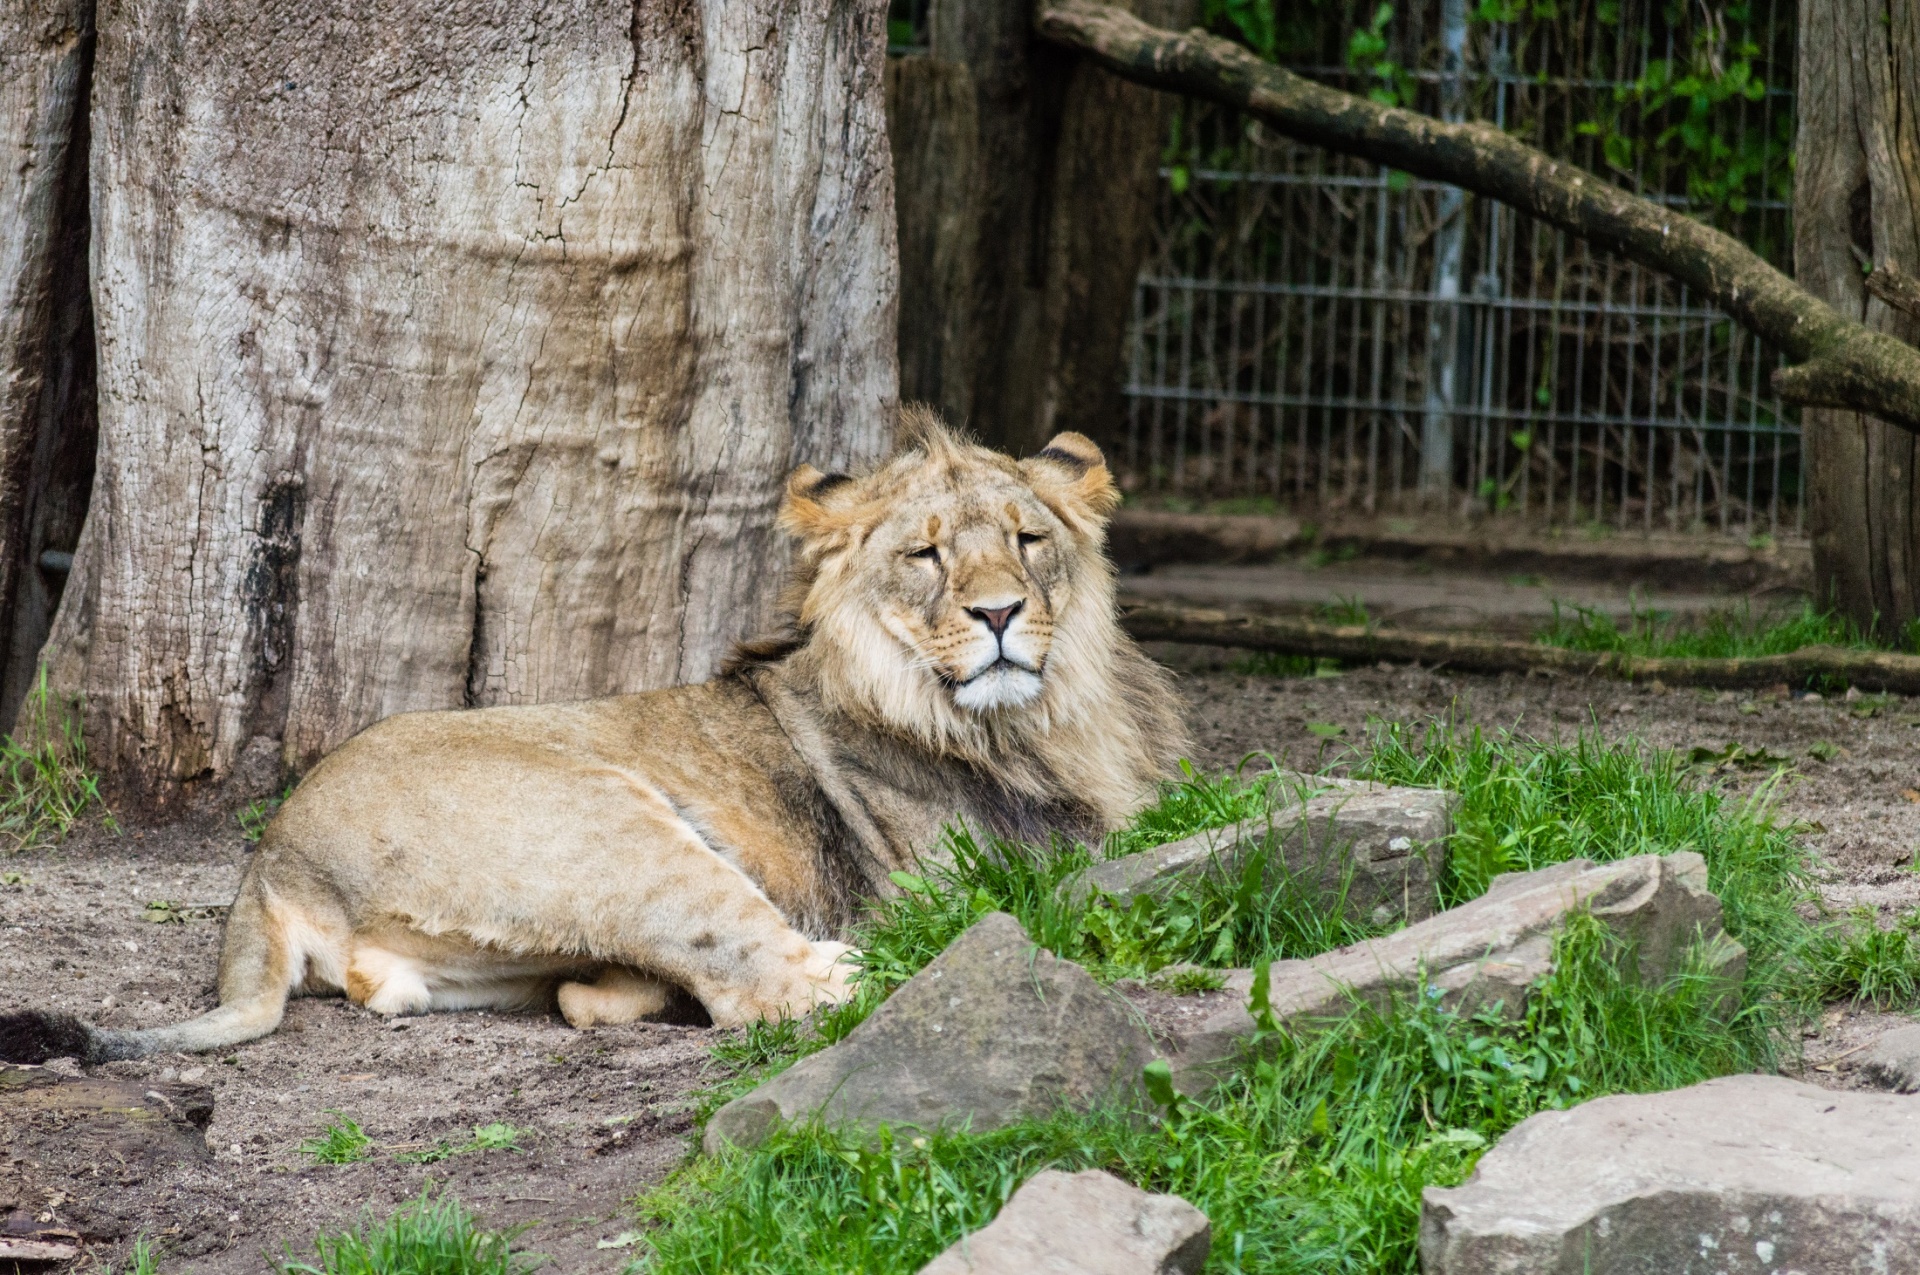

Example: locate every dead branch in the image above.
[1121,601,1920,694]
[1035,0,1920,433]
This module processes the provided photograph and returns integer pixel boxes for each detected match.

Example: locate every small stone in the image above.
[1858,1023,1920,1093]
[918,1169,1209,1275]
[1421,1075,1920,1273]
[704,913,1155,1153]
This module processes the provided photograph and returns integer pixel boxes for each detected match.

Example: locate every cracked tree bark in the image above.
[1795,0,1920,634]
[39,0,899,802]
[0,0,95,728]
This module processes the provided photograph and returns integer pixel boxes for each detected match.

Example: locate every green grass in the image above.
[399,1122,531,1164]
[0,666,111,851]
[281,1192,540,1275]
[630,720,1834,1273]
[301,1111,376,1165]
[238,784,292,843]
[1804,908,1920,1006]
[640,911,1775,1275]
[1536,598,1911,662]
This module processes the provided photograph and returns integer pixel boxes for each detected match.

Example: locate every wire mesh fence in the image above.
[1114,0,1802,541]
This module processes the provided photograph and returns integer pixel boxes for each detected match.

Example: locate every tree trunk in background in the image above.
[1797,0,1920,635]
[887,0,1189,454]
[0,0,97,728]
[887,56,983,431]
[43,0,898,802]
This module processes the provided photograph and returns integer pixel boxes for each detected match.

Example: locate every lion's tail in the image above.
[0,872,295,1064]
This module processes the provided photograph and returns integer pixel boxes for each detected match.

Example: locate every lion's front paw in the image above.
[804,940,860,1008]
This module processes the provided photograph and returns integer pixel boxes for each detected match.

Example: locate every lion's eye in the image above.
[907,545,941,563]
[1016,532,1045,548]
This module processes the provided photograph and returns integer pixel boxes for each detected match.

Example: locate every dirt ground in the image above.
[6,653,1920,1272]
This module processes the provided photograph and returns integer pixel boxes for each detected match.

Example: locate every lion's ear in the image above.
[779,464,860,540]
[1021,432,1120,528]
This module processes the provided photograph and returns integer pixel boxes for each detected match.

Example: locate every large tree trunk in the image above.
[0,0,96,728]
[885,0,1188,455]
[44,0,899,802]
[1796,0,1920,635]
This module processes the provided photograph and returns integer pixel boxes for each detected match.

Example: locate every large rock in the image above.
[1166,852,1743,1093]
[704,913,1155,1153]
[919,1169,1209,1275]
[1420,1075,1920,1273]
[1857,1023,1920,1093]
[1065,777,1454,927]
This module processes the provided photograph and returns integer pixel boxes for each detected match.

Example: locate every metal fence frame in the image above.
[1114,0,1802,541]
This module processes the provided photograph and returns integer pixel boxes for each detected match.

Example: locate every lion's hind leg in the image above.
[557,966,675,1029]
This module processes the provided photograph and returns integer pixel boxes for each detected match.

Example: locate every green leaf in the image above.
[888,871,930,894]
[1142,1058,1178,1109]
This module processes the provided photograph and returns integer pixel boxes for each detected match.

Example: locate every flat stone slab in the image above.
[1166,852,1741,1092]
[919,1169,1209,1275]
[1421,1075,1920,1274]
[1858,1023,1920,1093]
[1064,776,1454,927]
[705,913,1155,1153]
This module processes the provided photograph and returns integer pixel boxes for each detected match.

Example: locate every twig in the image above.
[1033,0,1920,433]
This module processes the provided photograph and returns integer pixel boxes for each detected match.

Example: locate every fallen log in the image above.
[1120,602,1920,695]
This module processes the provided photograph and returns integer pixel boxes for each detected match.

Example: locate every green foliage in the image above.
[1537,599,1887,662]
[0,666,111,852]
[1573,12,1787,217]
[238,785,292,843]
[282,1191,541,1275]
[1203,0,1280,58]
[1345,3,1416,107]
[300,1111,375,1165]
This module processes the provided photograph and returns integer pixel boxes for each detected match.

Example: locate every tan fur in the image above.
[65,410,1189,1058]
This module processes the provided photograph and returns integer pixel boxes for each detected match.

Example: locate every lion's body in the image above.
[0,412,1189,1064]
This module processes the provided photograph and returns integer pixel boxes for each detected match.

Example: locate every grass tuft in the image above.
[281,1191,540,1275]
[1804,908,1920,1007]
[0,667,111,852]
[300,1111,375,1165]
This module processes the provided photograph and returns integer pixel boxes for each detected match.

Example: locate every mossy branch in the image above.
[1034,0,1920,433]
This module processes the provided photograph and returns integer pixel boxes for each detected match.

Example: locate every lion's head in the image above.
[768,406,1188,826]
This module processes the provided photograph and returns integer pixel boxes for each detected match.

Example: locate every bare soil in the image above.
[6,652,1919,1272]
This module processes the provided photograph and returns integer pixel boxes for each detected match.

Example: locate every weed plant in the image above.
[281,1192,540,1275]
[635,719,1835,1272]
[300,1112,375,1165]
[0,667,110,851]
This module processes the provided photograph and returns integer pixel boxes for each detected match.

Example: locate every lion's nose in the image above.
[966,600,1024,638]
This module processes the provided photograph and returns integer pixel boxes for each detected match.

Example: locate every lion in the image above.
[0,409,1188,1064]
